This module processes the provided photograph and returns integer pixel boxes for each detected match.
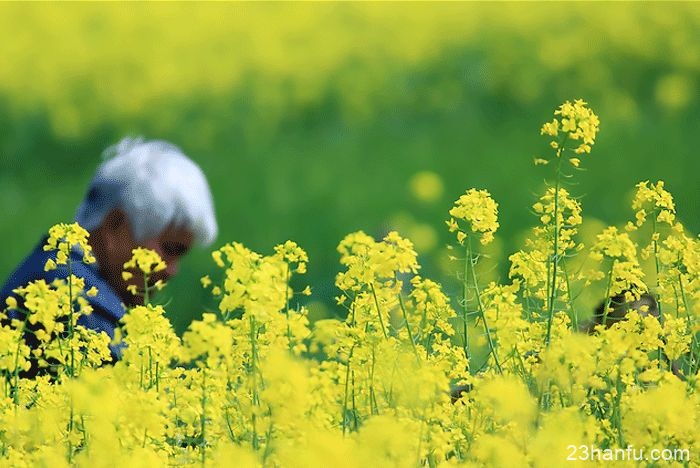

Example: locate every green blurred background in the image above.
[1,3,698,333]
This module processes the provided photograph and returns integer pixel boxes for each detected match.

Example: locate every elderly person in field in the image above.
[0,137,217,360]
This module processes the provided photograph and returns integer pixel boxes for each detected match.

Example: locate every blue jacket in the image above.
[1,236,126,361]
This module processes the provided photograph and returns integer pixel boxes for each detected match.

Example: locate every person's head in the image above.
[75,137,217,305]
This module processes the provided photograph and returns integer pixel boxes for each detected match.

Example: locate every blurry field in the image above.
[0,3,698,333]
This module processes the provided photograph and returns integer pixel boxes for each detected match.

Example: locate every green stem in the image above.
[262,413,274,463]
[284,264,293,352]
[342,351,352,436]
[601,260,616,327]
[143,272,150,306]
[467,236,502,373]
[350,297,356,327]
[423,319,437,359]
[545,156,563,346]
[650,215,665,365]
[68,401,74,463]
[68,258,75,378]
[462,247,470,360]
[249,315,259,450]
[67,256,75,463]
[351,369,358,430]
[224,408,235,442]
[678,272,698,376]
[148,346,153,388]
[651,215,663,320]
[562,260,578,330]
[369,346,379,415]
[200,368,207,467]
[613,372,625,446]
[10,315,29,406]
[397,292,419,360]
[369,283,388,338]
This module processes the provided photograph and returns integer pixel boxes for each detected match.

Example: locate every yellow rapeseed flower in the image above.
[4,296,18,310]
[123,247,166,275]
[447,188,499,245]
[540,99,600,158]
[631,180,676,228]
[42,222,95,265]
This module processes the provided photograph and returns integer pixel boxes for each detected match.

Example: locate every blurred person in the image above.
[582,291,659,333]
[450,293,664,403]
[0,137,218,360]
[583,291,684,378]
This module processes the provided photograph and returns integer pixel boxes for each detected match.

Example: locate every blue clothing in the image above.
[1,236,126,360]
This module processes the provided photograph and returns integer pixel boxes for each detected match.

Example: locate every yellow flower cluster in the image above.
[509,188,582,306]
[630,180,676,228]
[447,188,499,245]
[336,231,419,295]
[584,227,647,304]
[42,222,95,271]
[540,99,600,157]
[123,247,167,275]
[120,304,182,379]
[1,102,698,466]
[122,247,167,298]
[0,322,30,375]
[533,187,583,253]
[625,181,700,321]
[7,275,111,381]
[480,281,534,360]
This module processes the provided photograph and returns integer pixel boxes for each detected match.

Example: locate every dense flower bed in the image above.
[1,101,698,466]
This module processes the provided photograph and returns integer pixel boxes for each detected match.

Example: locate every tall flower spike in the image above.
[42,222,96,267]
[447,188,499,245]
[630,180,676,229]
[122,247,167,301]
[123,247,167,276]
[539,99,600,163]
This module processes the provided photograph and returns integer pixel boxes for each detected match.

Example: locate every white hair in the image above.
[75,137,218,246]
